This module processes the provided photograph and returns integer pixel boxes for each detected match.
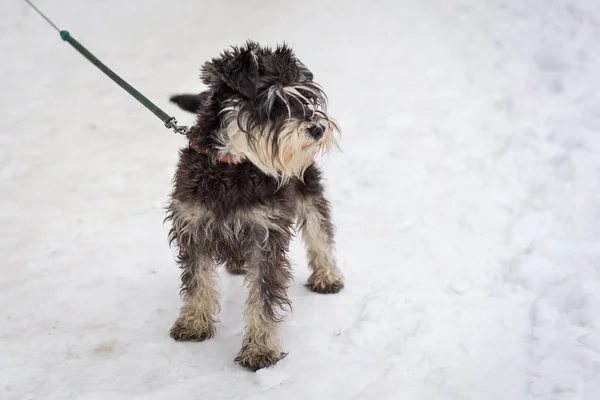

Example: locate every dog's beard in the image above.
[217,111,339,181]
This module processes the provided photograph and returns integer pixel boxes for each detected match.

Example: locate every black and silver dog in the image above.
[166,41,343,371]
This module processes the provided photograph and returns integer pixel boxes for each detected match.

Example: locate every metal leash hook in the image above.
[164,118,190,135]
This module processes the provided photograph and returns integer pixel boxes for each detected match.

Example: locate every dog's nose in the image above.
[307,125,324,140]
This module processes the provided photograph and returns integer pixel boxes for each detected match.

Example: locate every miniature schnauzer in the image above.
[165,41,343,371]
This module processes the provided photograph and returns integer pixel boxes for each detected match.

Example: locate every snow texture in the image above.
[2,0,600,399]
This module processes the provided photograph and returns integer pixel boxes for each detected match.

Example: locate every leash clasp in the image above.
[165,117,189,135]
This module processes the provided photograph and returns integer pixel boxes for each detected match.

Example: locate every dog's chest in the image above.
[175,151,297,209]
[172,153,300,255]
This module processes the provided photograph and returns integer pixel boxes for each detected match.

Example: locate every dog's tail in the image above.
[169,91,210,114]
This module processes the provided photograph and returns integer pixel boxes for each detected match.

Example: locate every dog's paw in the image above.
[169,319,215,342]
[306,272,344,294]
[234,348,285,371]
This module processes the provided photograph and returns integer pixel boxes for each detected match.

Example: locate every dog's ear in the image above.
[225,49,259,98]
[296,60,314,81]
[169,91,210,114]
[201,45,259,99]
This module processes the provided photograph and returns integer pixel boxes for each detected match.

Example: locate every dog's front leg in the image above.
[235,229,293,371]
[297,178,344,294]
[169,248,219,342]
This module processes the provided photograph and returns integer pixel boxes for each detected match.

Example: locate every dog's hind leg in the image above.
[234,229,293,371]
[297,167,344,294]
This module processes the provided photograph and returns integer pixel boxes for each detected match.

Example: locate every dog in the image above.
[165,40,343,371]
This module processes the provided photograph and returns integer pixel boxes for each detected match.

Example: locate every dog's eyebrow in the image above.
[265,86,278,111]
[282,86,313,118]
[286,94,307,119]
[283,87,310,105]
[292,84,321,97]
[274,89,292,119]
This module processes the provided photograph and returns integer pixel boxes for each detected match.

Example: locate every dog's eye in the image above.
[271,100,286,113]
[258,65,265,76]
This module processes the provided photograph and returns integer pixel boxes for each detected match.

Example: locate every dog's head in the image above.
[170,40,340,180]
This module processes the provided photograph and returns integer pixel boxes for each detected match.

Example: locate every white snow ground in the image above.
[2,0,600,398]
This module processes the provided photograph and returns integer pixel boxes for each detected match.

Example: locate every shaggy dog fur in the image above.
[165,41,343,371]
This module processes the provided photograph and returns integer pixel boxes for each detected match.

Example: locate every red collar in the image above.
[188,139,247,164]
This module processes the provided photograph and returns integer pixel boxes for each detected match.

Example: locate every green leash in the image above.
[24,0,189,135]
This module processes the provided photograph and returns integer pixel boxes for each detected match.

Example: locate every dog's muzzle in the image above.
[307,124,325,140]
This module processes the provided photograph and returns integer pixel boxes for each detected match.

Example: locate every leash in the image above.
[23,0,189,135]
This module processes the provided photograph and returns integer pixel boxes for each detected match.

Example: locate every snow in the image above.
[2,0,600,398]
[254,367,288,390]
